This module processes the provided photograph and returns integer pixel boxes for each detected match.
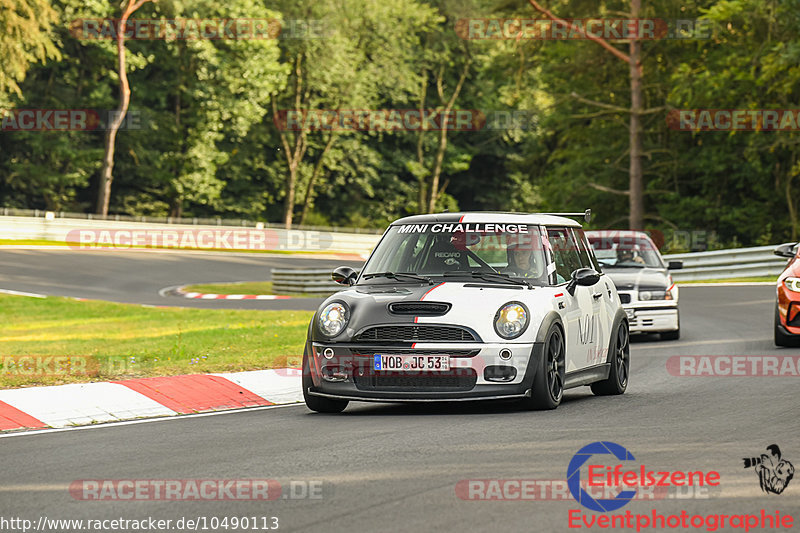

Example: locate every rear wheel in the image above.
[302,350,348,413]
[774,305,800,347]
[520,323,564,410]
[591,321,630,396]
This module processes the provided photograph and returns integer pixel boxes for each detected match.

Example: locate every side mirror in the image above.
[566,268,601,295]
[332,266,358,286]
[774,243,798,259]
[667,260,683,270]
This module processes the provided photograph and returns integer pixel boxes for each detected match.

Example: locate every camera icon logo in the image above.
[742,444,794,495]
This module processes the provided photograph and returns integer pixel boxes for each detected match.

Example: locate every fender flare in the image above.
[521,311,564,388]
[604,307,629,364]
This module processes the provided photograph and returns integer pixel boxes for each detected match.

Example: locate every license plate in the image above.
[625,309,635,320]
[374,354,450,371]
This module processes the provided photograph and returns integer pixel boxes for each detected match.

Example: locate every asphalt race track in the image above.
[1,283,799,532]
[0,249,362,310]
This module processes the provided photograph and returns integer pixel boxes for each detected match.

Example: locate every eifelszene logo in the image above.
[567,441,721,512]
[743,444,795,495]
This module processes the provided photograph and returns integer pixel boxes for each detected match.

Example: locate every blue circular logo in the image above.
[567,441,637,512]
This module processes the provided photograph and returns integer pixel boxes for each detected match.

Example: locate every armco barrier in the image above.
[271,269,343,295]
[663,245,787,281]
[0,213,789,281]
[0,215,381,256]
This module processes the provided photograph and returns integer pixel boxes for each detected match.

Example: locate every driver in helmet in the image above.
[617,247,645,265]
[504,242,544,279]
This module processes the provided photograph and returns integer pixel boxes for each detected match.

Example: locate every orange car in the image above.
[774,242,800,346]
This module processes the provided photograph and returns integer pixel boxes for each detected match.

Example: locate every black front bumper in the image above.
[304,341,544,402]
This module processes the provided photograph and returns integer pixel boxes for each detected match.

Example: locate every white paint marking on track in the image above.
[678,282,774,287]
[642,337,773,349]
[0,288,46,298]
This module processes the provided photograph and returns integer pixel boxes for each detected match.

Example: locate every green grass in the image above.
[182,281,322,298]
[678,276,775,284]
[0,294,312,388]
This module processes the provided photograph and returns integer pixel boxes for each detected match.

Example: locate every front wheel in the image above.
[302,350,348,413]
[520,323,565,410]
[774,305,800,347]
[591,321,630,396]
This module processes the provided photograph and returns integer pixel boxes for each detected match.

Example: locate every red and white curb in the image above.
[162,285,293,300]
[180,292,291,300]
[0,369,302,432]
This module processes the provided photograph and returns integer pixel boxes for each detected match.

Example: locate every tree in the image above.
[0,0,60,111]
[96,0,153,216]
[269,0,440,228]
[529,0,661,230]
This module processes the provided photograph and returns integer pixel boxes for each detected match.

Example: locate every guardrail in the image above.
[271,269,344,295]
[0,212,789,282]
[664,245,787,281]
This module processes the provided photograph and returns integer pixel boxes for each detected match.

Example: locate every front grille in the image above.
[619,293,631,304]
[349,348,480,357]
[629,318,654,328]
[355,325,478,343]
[389,301,451,316]
[788,303,800,326]
[354,369,478,391]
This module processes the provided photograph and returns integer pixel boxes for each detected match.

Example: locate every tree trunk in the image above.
[283,166,298,228]
[275,53,308,229]
[416,70,429,213]
[427,127,449,213]
[628,0,644,230]
[299,134,336,225]
[530,0,648,229]
[427,60,470,213]
[96,0,152,216]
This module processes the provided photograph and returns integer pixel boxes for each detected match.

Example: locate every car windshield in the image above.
[361,222,549,286]
[587,233,664,268]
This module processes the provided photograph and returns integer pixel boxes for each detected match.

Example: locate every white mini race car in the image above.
[302,211,630,413]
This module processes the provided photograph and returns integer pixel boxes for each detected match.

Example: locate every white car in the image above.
[586,230,682,340]
[302,212,630,413]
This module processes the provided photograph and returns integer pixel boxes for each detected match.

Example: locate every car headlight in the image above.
[785,277,800,292]
[318,302,350,337]
[639,290,672,301]
[494,302,529,339]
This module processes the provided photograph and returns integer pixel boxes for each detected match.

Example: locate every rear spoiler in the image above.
[541,209,592,223]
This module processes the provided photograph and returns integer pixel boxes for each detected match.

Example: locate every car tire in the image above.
[302,350,349,413]
[591,321,630,396]
[520,323,565,410]
[774,305,800,347]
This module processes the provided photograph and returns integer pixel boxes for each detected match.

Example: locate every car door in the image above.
[573,228,612,364]
[546,226,599,373]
